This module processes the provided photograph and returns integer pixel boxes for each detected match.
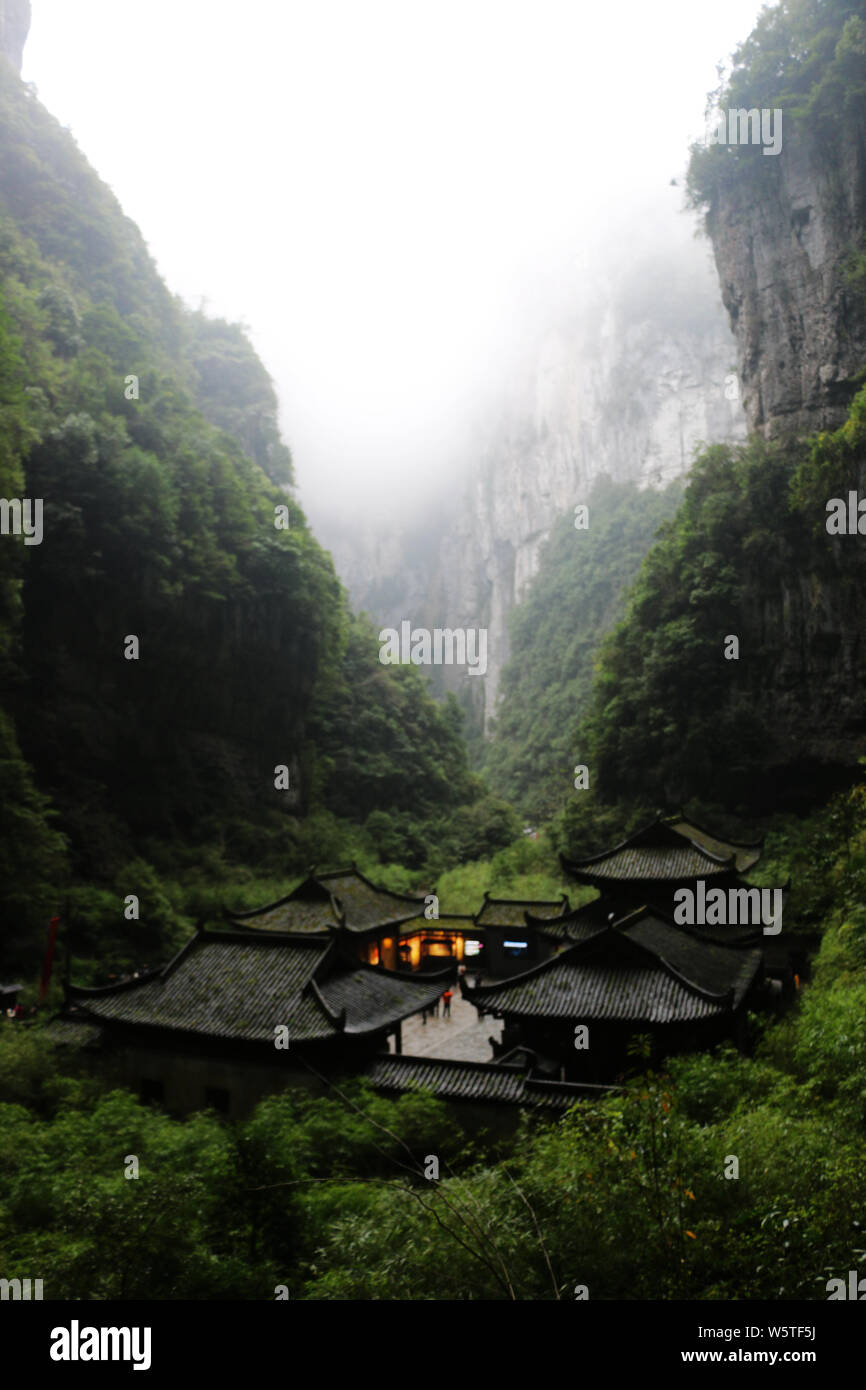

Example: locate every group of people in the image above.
[419,963,484,1024]
[421,987,454,1023]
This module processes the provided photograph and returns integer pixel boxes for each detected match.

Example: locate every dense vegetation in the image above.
[566,386,866,823]
[484,475,683,820]
[0,60,514,974]
[3,779,865,1300]
[483,381,866,833]
[687,0,866,213]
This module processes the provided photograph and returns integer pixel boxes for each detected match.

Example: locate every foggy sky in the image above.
[23,0,763,527]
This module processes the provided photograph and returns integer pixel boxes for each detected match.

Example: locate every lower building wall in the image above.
[96,1043,535,1131]
[99,1042,350,1120]
[94,1034,391,1117]
[484,929,541,978]
[500,1016,744,1082]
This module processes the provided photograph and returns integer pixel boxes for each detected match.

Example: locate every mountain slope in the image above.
[0,47,491,966]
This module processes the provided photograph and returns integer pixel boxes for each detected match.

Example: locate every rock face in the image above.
[706,122,866,439]
[0,0,30,73]
[324,238,746,734]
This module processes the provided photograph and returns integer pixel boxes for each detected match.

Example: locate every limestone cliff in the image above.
[324,235,746,735]
[706,121,866,439]
[0,0,30,73]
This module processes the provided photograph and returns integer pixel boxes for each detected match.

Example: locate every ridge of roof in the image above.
[666,810,764,850]
[369,1052,562,1079]
[464,916,738,1007]
[358,958,455,984]
[306,975,347,1030]
[68,927,337,1000]
[561,816,735,872]
[317,863,428,906]
[478,894,569,907]
[473,894,570,927]
[366,1054,621,1108]
[222,882,345,928]
[199,926,337,949]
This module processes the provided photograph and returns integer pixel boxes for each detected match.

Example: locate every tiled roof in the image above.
[465,920,760,1026]
[318,870,427,929]
[226,895,338,934]
[227,867,427,934]
[562,815,763,884]
[666,816,763,874]
[366,1055,611,1110]
[68,929,446,1044]
[564,843,732,883]
[318,968,446,1034]
[474,896,569,928]
[531,898,609,943]
[620,912,761,1008]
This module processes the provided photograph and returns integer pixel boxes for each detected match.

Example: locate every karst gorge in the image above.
[1,0,866,1329]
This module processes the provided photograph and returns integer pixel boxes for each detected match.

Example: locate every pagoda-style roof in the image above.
[528,897,610,944]
[65,927,448,1045]
[366,1054,613,1111]
[561,813,762,887]
[618,909,762,1003]
[224,865,428,935]
[664,813,763,874]
[473,894,569,928]
[462,909,761,1026]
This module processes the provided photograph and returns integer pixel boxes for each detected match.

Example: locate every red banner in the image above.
[39,915,60,1000]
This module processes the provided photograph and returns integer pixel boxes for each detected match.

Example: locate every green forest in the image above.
[1,0,866,1302]
[0,55,517,981]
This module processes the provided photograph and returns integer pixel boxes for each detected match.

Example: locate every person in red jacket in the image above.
[442,988,453,1019]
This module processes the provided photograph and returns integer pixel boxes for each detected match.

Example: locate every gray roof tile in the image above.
[366,1055,609,1109]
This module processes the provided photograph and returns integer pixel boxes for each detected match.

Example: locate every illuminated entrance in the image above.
[397,928,473,971]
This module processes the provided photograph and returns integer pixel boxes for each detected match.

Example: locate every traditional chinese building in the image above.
[225,867,570,978]
[223,865,430,970]
[366,1053,613,1131]
[224,865,479,973]
[461,905,764,1081]
[560,812,765,921]
[471,894,570,975]
[560,812,808,992]
[57,924,452,1119]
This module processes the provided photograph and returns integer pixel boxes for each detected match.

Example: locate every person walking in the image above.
[442,988,453,1019]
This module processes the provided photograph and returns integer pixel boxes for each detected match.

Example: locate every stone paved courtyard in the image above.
[390,989,502,1063]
